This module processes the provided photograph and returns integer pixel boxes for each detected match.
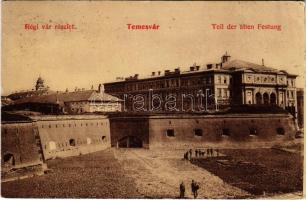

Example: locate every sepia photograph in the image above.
[1,1,305,199]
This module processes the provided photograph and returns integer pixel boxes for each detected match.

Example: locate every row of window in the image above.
[41,122,108,128]
[217,75,231,84]
[107,77,216,93]
[217,88,231,98]
[165,127,285,137]
[46,136,107,150]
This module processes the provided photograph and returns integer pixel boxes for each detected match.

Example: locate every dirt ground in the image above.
[1,143,303,198]
[113,148,250,198]
[1,149,142,198]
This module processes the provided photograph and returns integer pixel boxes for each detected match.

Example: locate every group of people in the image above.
[179,180,200,198]
[183,148,219,160]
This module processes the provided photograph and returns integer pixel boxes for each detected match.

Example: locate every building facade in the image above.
[104,53,297,113]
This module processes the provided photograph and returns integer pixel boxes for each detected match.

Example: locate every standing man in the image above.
[191,180,199,198]
[189,149,193,159]
[180,181,185,198]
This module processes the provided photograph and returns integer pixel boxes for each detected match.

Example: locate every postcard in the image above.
[1,1,304,199]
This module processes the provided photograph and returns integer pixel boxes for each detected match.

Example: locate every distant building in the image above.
[7,76,53,101]
[104,52,298,113]
[4,90,122,114]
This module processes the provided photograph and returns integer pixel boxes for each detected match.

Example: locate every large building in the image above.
[104,53,298,113]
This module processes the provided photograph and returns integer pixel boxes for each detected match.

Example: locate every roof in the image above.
[222,59,280,73]
[106,58,295,84]
[7,89,54,100]
[13,90,122,105]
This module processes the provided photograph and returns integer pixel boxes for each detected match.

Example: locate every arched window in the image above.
[3,153,15,166]
[263,93,269,104]
[255,92,262,104]
[270,93,276,104]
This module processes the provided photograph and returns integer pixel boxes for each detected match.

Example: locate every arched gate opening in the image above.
[117,136,143,148]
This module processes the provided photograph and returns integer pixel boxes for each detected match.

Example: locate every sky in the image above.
[2,1,305,95]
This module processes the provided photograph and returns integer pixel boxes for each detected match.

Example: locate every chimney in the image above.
[98,84,104,93]
[152,72,155,76]
[190,66,195,71]
[134,74,139,78]
[196,66,200,71]
[262,58,265,66]
[174,68,180,73]
[207,64,213,69]
[158,71,161,75]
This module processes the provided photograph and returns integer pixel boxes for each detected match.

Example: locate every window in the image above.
[3,153,15,166]
[69,139,76,146]
[217,88,222,97]
[276,127,285,135]
[249,128,258,136]
[194,129,203,137]
[223,89,228,97]
[218,76,221,84]
[223,76,227,84]
[207,77,211,84]
[49,141,56,150]
[222,128,230,136]
[166,129,175,137]
[102,136,106,141]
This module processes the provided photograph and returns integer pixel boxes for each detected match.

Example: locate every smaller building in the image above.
[3,90,122,114]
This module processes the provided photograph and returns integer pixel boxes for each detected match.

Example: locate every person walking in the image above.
[179,181,185,198]
[191,180,199,198]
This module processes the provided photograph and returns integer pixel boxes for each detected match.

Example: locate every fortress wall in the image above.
[1,123,43,168]
[35,116,111,160]
[148,114,296,149]
[109,113,297,149]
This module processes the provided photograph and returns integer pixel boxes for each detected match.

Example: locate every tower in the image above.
[221,51,231,63]
[35,76,45,91]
